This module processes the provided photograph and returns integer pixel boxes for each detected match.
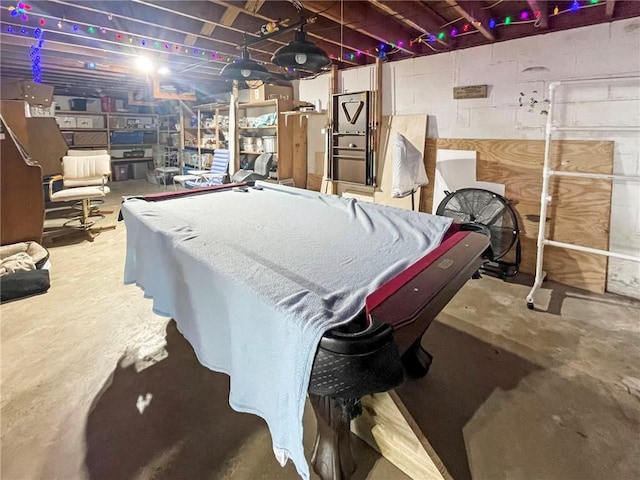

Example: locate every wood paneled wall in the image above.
[1,122,45,245]
[421,139,614,294]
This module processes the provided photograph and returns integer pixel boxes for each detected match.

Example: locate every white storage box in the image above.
[76,117,93,128]
[56,116,77,128]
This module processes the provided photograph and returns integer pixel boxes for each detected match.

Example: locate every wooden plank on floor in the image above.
[352,391,452,480]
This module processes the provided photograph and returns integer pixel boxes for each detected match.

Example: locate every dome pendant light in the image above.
[272,26,331,71]
[221,46,271,81]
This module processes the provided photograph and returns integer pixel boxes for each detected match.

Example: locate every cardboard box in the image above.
[73,131,108,146]
[1,80,54,106]
[249,85,293,103]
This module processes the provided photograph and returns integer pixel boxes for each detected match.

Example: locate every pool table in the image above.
[120,181,490,480]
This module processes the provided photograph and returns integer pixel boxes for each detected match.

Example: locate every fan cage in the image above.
[436,188,518,261]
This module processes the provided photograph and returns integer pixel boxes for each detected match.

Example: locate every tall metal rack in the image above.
[329,91,376,186]
[526,75,640,309]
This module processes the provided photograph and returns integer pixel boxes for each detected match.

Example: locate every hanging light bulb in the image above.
[272,25,331,71]
[220,46,271,82]
[135,56,154,73]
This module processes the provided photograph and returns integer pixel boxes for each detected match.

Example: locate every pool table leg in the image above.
[402,337,433,379]
[309,394,359,480]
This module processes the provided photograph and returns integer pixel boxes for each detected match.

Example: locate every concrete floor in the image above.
[1,179,639,480]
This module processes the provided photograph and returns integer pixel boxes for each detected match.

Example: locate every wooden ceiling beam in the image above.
[301,0,424,55]
[130,0,358,65]
[250,1,378,61]
[445,0,495,41]
[0,23,231,75]
[605,0,616,17]
[42,0,279,63]
[527,1,549,29]
[32,1,252,60]
[206,0,368,64]
[185,0,264,46]
[368,0,451,47]
[0,33,228,81]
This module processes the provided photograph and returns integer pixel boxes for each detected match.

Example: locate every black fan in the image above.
[436,188,521,277]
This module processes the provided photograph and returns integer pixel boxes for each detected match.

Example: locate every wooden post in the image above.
[373,57,383,187]
[322,64,339,195]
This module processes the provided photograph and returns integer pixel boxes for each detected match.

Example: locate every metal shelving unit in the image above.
[55,110,159,170]
[236,99,293,182]
[526,75,640,309]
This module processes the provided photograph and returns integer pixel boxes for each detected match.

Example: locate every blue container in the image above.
[110,131,144,144]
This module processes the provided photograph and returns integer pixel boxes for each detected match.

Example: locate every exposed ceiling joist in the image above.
[445,0,495,41]
[130,0,359,66]
[368,0,451,47]
[527,0,549,29]
[185,0,259,46]
[301,0,423,55]
[211,0,371,63]
[1,0,638,101]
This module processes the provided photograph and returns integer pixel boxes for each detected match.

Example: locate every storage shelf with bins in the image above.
[55,110,160,180]
[158,112,183,150]
[180,103,230,170]
[237,99,292,183]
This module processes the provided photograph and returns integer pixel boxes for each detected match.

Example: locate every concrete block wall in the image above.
[297,17,640,299]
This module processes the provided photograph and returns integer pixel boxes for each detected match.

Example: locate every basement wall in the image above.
[297,17,640,299]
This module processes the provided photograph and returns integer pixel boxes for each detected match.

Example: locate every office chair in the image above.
[48,154,115,241]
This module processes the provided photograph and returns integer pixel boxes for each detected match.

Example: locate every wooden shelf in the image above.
[333,155,366,160]
[56,110,157,117]
[110,128,157,132]
[111,157,152,163]
[55,110,160,160]
[60,127,108,132]
[110,143,156,148]
[235,97,300,187]
[239,100,280,108]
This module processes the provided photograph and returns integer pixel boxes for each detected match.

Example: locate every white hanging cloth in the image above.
[392,133,429,199]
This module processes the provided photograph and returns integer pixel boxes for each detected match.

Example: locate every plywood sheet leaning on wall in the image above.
[307,152,325,192]
[422,139,613,294]
[374,115,428,210]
